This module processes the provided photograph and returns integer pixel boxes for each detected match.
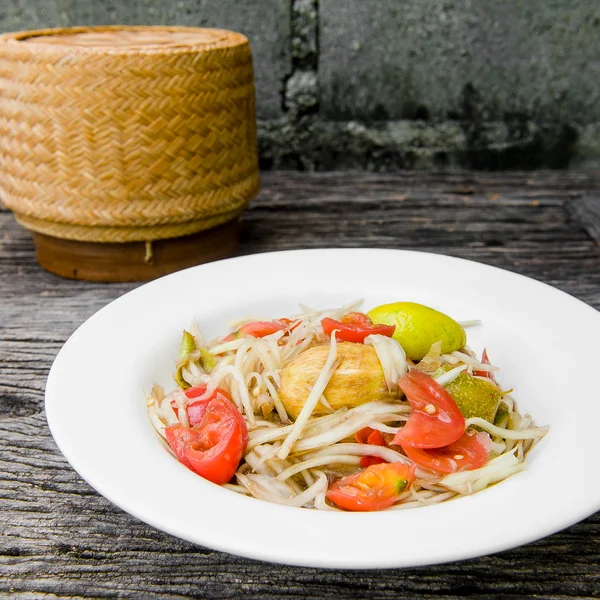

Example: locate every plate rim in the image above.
[45,247,600,568]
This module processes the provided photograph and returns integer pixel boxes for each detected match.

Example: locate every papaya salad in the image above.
[146,301,548,512]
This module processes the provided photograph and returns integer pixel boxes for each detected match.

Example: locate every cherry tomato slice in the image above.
[321,312,396,343]
[184,385,218,426]
[165,396,248,484]
[184,398,247,484]
[326,462,415,511]
[164,424,201,470]
[224,319,297,342]
[170,385,249,446]
[402,431,490,473]
[355,427,387,467]
[392,370,465,449]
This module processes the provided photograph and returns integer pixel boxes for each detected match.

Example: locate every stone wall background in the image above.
[2,0,599,170]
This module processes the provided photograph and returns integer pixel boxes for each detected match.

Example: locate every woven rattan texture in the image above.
[0,26,259,242]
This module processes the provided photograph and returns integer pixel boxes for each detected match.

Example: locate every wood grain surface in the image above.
[1,171,599,599]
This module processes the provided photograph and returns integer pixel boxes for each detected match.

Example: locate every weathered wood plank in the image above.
[568,196,600,246]
[1,172,599,599]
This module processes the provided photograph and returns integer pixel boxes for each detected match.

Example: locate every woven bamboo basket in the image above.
[0,26,259,281]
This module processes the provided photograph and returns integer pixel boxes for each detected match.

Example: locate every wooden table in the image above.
[1,172,599,598]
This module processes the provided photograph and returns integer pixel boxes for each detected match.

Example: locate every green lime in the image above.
[367,302,466,361]
[446,372,501,422]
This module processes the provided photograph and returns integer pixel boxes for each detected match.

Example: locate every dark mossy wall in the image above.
[2,0,599,169]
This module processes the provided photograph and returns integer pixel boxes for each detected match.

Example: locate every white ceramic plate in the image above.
[46,249,600,569]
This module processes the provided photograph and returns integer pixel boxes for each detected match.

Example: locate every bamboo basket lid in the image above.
[0,26,259,281]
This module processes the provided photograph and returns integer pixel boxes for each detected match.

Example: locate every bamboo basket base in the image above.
[31,219,240,282]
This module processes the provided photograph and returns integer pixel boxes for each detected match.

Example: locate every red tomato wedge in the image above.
[321,312,396,343]
[184,385,221,426]
[170,385,249,446]
[402,431,491,474]
[164,424,201,470]
[326,463,415,511]
[355,427,387,467]
[392,370,465,449]
[184,386,248,445]
[165,395,248,484]
[224,318,297,342]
